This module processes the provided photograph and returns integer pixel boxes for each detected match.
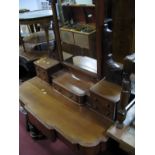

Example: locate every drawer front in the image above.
[35,66,49,82]
[27,112,56,141]
[60,30,75,45]
[74,33,89,49]
[90,93,116,120]
[53,82,85,105]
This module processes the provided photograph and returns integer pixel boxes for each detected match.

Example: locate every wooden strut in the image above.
[51,0,63,62]
[95,0,106,80]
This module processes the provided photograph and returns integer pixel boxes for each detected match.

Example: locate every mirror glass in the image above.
[58,0,97,74]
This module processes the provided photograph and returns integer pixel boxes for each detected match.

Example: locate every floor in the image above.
[19,111,76,155]
[19,110,128,155]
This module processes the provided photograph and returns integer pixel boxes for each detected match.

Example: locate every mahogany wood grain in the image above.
[95,0,105,79]
[52,71,95,104]
[27,111,56,141]
[112,0,135,63]
[19,77,112,148]
[34,57,61,83]
[90,80,122,120]
[51,0,63,61]
[62,62,98,82]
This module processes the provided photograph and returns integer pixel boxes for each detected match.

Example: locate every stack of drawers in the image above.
[34,57,61,83]
[90,80,122,120]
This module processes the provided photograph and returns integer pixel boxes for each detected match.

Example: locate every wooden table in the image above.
[19,9,53,55]
[19,77,113,155]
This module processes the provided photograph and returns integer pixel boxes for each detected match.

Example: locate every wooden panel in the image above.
[35,65,49,82]
[74,31,96,51]
[95,0,106,79]
[60,27,96,52]
[27,111,56,140]
[34,57,61,83]
[60,28,75,45]
[112,0,135,63]
[52,71,94,104]
[19,77,112,147]
[90,80,121,102]
[90,93,115,120]
[74,32,89,49]
[90,80,122,120]
[34,57,59,70]
[73,56,97,74]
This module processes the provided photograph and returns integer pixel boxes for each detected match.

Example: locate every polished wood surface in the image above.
[107,105,135,154]
[51,0,63,61]
[53,71,95,104]
[90,80,121,102]
[19,77,112,147]
[73,56,97,74]
[95,0,106,79]
[34,57,59,70]
[90,80,122,120]
[34,57,61,83]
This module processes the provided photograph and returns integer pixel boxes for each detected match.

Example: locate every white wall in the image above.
[19,0,93,11]
[76,0,92,4]
[19,0,40,11]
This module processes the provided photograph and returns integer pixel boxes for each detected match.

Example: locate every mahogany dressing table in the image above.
[19,0,135,155]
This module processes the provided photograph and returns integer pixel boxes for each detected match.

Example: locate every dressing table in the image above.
[19,0,135,155]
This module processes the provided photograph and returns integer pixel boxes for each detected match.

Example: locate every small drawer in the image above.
[90,93,115,120]
[91,94,113,111]
[53,83,85,104]
[35,66,49,82]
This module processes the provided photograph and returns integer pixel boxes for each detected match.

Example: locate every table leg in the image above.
[42,23,51,57]
[19,25,26,52]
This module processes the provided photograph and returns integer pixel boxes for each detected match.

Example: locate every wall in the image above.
[19,0,49,11]
[76,0,92,4]
[19,0,41,11]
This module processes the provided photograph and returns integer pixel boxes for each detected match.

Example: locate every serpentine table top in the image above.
[19,77,113,147]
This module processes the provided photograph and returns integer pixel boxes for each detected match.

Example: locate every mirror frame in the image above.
[51,0,106,80]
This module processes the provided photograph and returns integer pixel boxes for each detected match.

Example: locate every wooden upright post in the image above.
[95,0,105,80]
[51,0,63,62]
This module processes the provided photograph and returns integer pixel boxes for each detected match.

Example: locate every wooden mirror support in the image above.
[51,0,63,61]
[95,0,106,79]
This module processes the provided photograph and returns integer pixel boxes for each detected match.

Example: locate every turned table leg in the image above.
[42,23,51,57]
